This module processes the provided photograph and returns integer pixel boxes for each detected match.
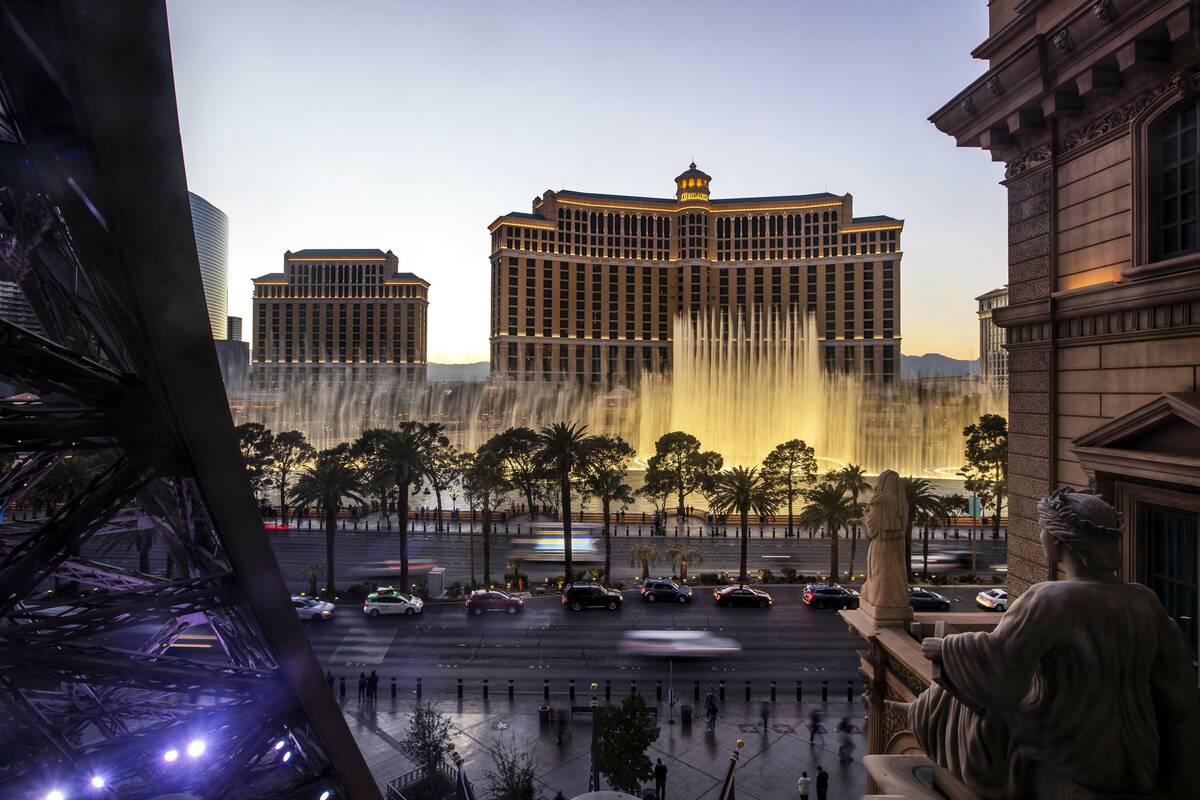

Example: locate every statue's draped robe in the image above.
[861,503,907,609]
[909,580,1199,799]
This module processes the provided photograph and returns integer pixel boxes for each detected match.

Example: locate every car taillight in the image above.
[363,600,368,606]
[804,592,814,601]
[562,596,568,604]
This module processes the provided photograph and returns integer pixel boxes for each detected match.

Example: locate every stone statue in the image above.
[860,469,911,623]
[902,488,1200,799]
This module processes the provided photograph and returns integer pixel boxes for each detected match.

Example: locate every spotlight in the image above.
[45,791,65,800]
[90,775,106,789]
[163,748,179,763]
[186,739,206,758]
[282,750,292,763]
[319,792,331,800]
[273,739,286,751]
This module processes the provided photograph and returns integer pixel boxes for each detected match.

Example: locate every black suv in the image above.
[562,583,623,612]
[640,578,693,604]
[803,583,860,610]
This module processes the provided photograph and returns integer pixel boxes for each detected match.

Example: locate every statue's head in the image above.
[1037,488,1124,574]
[870,469,908,530]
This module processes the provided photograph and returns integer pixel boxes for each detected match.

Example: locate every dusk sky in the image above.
[167,0,1004,363]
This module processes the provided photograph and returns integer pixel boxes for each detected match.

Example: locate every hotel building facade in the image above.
[488,164,903,383]
[976,286,1009,390]
[251,248,428,378]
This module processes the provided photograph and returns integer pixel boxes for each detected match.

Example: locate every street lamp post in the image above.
[589,681,600,792]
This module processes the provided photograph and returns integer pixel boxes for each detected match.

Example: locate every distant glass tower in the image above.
[227,315,243,342]
[188,191,229,339]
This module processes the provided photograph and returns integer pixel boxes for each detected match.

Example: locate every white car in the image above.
[292,596,335,621]
[975,588,1008,612]
[619,630,742,658]
[363,592,424,617]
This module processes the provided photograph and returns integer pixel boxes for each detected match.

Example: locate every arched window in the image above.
[1152,97,1200,259]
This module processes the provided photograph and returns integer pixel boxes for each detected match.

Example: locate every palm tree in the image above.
[667,543,703,582]
[96,528,156,575]
[581,435,635,584]
[299,564,323,596]
[900,477,943,579]
[353,423,447,591]
[799,482,855,581]
[707,466,778,584]
[533,422,594,583]
[289,445,364,596]
[836,464,872,582]
[915,497,947,578]
[628,544,660,581]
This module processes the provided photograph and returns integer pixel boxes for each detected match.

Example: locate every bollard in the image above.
[457,678,463,700]
[770,681,776,702]
[694,681,700,702]
[656,679,662,701]
[796,680,802,702]
[543,679,549,701]
[605,679,611,701]
[631,680,637,695]
[390,677,397,699]
[508,679,514,700]
[417,678,422,697]
[745,681,751,701]
[719,681,725,702]
[847,680,854,703]
[339,676,346,698]
[483,679,489,700]
[821,680,828,702]
[569,680,576,701]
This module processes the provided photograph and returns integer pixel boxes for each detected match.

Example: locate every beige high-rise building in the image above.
[976,286,1008,390]
[488,164,903,383]
[251,249,428,377]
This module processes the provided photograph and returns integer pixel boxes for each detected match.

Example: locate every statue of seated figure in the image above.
[896,489,1199,799]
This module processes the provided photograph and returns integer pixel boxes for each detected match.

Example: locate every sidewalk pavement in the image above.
[340,692,867,800]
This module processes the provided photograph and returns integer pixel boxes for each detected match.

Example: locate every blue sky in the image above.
[167,0,1004,361]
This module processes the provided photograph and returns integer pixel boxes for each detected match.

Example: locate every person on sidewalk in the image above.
[808,709,823,744]
[356,672,367,703]
[653,758,667,800]
[797,771,811,800]
[367,670,379,703]
[815,765,829,800]
[704,685,719,733]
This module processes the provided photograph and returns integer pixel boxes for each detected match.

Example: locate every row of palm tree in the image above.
[628,543,704,581]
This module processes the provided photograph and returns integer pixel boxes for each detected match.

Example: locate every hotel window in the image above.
[1152,97,1200,259]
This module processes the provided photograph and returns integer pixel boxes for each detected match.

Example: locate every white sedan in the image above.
[292,596,335,621]
[363,593,424,617]
[619,630,742,658]
[975,588,1008,612]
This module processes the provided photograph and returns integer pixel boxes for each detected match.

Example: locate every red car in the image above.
[465,589,524,615]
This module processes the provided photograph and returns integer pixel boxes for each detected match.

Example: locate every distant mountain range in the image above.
[900,353,980,378]
[428,355,979,381]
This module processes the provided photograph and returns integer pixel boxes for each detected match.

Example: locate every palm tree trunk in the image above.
[325,505,337,596]
[680,557,688,581]
[483,505,492,586]
[435,488,444,533]
[829,523,840,581]
[525,484,536,522]
[602,498,612,584]
[469,512,476,588]
[847,525,858,583]
[398,482,410,591]
[922,525,930,577]
[739,510,749,584]
[561,472,573,583]
[641,560,649,580]
[279,471,287,527]
[139,538,151,575]
[993,494,1002,539]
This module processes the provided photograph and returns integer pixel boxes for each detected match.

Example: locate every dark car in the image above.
[563,583,623,611]
[465,590,524,615]
[909,586,951,612]
[640,579,693,604]
[802,583,860,610]
[713,585,773,608]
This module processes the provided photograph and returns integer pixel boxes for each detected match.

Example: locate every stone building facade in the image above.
[930,1,1200,652]
[489,165,903,383]
[976,286,1010,389]
[251,248,428,379]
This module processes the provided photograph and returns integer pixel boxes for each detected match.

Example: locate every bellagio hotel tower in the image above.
[489,164,901,383]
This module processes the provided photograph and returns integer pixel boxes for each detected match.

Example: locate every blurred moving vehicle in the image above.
[562,583,623,611]
[712,585,773,608]
[348,561,439,582]
[802,583,860,610]
[640,578,693,603]
[620,629,742,658]
[465,589,524,615]
[363,592,423,617]
[908,586,952,612]
[510,523,603,563]
[975,588,1008,611]
[292,596,335,620]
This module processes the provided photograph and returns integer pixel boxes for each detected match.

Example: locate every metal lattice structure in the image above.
[0,2,381,797]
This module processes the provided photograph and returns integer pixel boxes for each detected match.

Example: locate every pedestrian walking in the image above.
[704,685,719,733]
[760,700,769,733]
[815,766,829,800]
[653,758,667,800]
[356,672,366,703]
[367,670,379,703]
[797,771,811,800]
[808,709,823,744]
